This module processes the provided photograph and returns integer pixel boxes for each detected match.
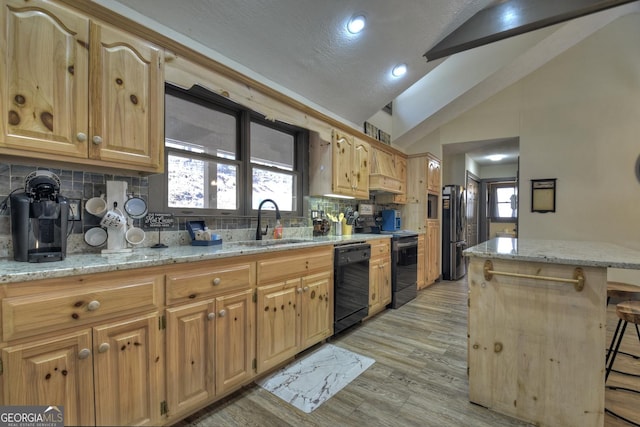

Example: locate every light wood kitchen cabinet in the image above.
[0,0,164,173]
[2,329,96,426]
[256,246,333,373]
[92,312,163,426]
[426,219,440,285]
[417,234,426,289]
[310,130,370,199]
[2,312,163,427]
[0,271,165,426]
[165,289,254,417]
[427,153,441,194]
[367,239,392,318]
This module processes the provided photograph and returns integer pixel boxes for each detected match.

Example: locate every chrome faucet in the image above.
[256,199,281,240]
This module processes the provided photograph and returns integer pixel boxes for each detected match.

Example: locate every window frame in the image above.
[488,180,518,223]
[156,83,307,218]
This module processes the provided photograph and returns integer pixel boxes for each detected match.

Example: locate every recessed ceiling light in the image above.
[347,15,366,34]
[391,63,407,78]
[487,154,507,162]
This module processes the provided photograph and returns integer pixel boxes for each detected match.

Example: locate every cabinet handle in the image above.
[87,300,100,311]
[78,348,91,359]
[92,135,103,145]
[207,312,215,321]
[297,288,303,294]
[218,309,226,317]
[303,286,309,292]
[98,343,110,353]
[212,277,221,286]
[76,132,87,142]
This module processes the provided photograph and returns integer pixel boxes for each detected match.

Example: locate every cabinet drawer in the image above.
[3,274,162,342]
[369,239,391,259]
[166,261,255,304]
[258,247,333,284]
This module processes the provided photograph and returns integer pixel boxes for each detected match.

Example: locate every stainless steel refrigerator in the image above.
[442,185,467,280]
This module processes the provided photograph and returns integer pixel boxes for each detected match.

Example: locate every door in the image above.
[93,312,162,426]
[299,272,332,348]
[166,300,215,414]
[215,289,255,395]
[332,131,354,195]
[466,172,480,247]
[0,0,89,157]
[256,280,300,373]
[2,330,95,427]
[89,21,163,169]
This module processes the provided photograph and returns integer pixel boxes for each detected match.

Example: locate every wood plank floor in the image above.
[174,278,639,427]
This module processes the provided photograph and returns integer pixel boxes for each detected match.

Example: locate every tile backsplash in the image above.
[0,161,396,258]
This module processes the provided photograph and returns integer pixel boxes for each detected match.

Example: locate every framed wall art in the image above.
[531,179,556,213]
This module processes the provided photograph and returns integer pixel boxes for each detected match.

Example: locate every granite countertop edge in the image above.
[0,234,390,284]
[463,237,640,270]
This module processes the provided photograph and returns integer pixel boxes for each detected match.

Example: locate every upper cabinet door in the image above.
[331,130,355,195]
[353,138,369,199]
[89,22,164,170]
[0,0,89,157]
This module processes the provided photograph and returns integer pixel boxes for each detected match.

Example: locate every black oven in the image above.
[333,242,370,335]
[389,233,418,309]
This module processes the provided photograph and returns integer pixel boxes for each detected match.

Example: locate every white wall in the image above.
[480,163,518,179]
[411,13,640,282]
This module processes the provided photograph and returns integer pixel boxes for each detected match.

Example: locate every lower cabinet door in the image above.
[300,272,332,349]
[256,280,300,373]
[2,329,96,427]
[166,300,215,416]
[215,289,255,395]
[92,312,163,426]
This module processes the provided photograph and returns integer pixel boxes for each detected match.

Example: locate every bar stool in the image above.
[605,300,640,427]
[606,282,640,366]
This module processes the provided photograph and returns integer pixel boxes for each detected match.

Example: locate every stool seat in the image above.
[607,282,640,301]
[617,301,640,325]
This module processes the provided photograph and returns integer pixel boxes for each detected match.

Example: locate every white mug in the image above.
[125,226,146,245]
[100,207,126,229]
[85,195,107,217]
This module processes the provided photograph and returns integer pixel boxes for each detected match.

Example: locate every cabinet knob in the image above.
[98,343,110,353]
[303,286,309,292]
[297,288,303,294]
[87,300,101,311]
[218,309,226,317]
[76,132,87,142]
[207,312,215,321]
[212,277,221,286]
[78,348,91,359]
[92,135,103,145]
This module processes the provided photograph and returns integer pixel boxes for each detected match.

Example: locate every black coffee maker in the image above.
[10,171,69,262]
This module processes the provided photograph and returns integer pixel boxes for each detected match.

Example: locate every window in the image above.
[155,84,307,217]
[489,181,517,221]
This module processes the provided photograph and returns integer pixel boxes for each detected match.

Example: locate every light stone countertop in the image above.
[464,237,640,269]
[0,234,390,284]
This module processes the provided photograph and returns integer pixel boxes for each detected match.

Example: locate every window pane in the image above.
[165,93,237,159]
[252,167,295,211]
[250,122,294,170]
[495,186,517,218]
[168,153,237,210]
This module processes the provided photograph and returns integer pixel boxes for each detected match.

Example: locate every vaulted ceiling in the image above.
[98,0,640,155]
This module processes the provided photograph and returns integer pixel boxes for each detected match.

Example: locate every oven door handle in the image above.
[396,241,418,249]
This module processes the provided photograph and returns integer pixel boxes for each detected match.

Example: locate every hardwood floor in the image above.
[174,278,639,427]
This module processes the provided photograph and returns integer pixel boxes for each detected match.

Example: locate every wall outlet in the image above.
[68,198,82,221]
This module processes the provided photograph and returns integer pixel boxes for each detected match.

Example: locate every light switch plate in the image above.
[68,198,82,221]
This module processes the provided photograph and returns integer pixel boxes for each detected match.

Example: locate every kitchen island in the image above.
[464,238,640,427]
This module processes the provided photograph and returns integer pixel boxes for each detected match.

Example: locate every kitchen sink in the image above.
[228,238,312,247]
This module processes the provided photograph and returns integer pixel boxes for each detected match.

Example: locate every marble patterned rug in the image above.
[256,344,375,413]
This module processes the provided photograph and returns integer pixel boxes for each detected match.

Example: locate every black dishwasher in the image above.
[333,242,370,335]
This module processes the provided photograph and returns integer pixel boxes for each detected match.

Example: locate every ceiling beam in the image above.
[424,0,638,61]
